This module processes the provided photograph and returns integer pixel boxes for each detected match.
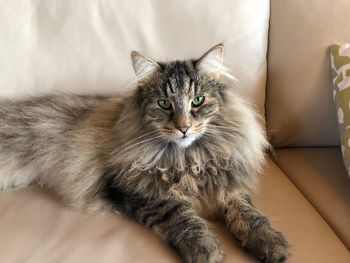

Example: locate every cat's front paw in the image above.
[239,225,289,263]
[174,234,224,263]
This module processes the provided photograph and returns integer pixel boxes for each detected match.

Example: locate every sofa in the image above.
[0,0,349,262]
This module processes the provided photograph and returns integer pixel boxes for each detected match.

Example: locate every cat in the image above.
[0,44,288,263]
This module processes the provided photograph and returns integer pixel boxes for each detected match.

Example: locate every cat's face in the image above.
[131,44,228,148]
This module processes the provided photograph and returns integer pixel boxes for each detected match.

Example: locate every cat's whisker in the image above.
[117,135,165,155]
[205,124,236,131]
[118,130,160,148]
[204,128,237,134]
[205,129,241,139]
[205,125,236,131]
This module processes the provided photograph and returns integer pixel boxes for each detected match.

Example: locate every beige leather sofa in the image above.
[0,0,349,262]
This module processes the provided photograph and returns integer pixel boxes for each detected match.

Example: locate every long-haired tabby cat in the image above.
[0,44,288,263]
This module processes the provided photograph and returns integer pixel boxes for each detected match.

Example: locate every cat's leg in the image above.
[102,184,224,263]
[223,192,289,263]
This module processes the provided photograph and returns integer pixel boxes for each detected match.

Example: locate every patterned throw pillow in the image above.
[330,43,350,178]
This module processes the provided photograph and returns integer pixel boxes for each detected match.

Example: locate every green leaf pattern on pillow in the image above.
[330,43,350,177]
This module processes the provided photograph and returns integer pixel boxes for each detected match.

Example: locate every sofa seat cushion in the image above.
[274,148,350,251]
[0,159,349,263]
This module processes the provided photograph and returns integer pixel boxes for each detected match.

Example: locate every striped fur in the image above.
[0,45,288,263]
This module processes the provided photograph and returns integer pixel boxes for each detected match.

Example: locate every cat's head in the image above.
[130,44,234,148]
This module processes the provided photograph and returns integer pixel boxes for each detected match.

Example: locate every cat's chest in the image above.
[143,160,235,197]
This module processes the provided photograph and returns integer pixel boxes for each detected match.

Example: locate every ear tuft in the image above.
[130,51,161,84]
[195,44,227,78]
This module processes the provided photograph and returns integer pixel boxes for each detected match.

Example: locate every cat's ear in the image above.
[195,44,225,77]
[130,51,161,84]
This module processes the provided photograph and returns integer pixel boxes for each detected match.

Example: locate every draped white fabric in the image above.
[0,0,269,114]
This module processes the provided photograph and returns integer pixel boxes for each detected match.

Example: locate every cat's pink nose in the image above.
[177,126,190,135]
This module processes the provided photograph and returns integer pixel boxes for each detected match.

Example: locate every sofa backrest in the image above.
[0,0,269,115]
[267,0,350,147]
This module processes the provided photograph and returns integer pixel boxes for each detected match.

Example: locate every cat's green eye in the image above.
[191,96,205,107]
[158,99,172,110]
